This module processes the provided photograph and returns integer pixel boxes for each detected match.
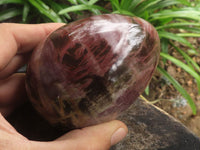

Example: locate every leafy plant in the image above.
[157,66,197,114]
[0,0,107,23]
[0,0,199,114]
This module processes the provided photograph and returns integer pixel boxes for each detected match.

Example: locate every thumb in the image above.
[30,120,128,150]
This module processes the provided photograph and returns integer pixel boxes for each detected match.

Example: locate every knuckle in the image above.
[0,23,10,30]
[0,23,15,35]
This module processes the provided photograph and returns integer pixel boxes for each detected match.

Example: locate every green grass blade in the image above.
[161,38,169,54]
[112,10,135,16]
[156,22,200,30]
[160,0,190,6]
[157,66,196,115]
[120,0,141,11]
[176,0,191,6]
[22,2,30,23]
[119,0,189,16]
[110,0,120,6]
[0,0,24,5]
[45,0,69,21]
[77,0,88,4]
[144,85,150,96]
[28,0,63,22]
[90,9,101,15]
[151,8,200,21]
[161,38,169,64]
[136,0,185,16]
[110,0,120,11]
[33,0,50,10]
[88,0,99,5]
[58,4,89,14]
[88,0,102,14]
[59,4,108,15]
[67,0,78,5]
[160,52,200,94]
[0,8,22,22]
[158,31,195,49]
[134,0,161,16]
[181,7,200,12]
[176,33,200,37]
[180,27,200,33]
[170,42,200,72]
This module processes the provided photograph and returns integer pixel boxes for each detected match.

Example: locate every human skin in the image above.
[0,23,128,150]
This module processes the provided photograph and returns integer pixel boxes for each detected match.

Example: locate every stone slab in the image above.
[7,98,200,150]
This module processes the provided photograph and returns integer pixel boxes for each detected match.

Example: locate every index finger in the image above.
[0,23,64,71]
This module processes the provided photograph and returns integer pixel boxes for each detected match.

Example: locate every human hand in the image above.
[0,23,128,150]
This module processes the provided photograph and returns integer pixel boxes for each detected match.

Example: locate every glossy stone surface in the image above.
[26,14,160,130]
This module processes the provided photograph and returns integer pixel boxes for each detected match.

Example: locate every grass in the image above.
[0,0,199,114]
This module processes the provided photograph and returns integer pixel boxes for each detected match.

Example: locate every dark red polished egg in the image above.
[26,14,160,130]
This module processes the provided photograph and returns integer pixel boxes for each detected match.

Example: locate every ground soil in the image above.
[145,38,200,137]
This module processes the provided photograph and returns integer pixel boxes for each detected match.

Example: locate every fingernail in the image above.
[111,128,127,145]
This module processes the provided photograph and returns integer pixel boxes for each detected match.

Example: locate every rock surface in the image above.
[112,98,200,150]
[7,98,200,150]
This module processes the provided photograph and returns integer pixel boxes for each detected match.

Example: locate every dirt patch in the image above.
[146,40,200,137]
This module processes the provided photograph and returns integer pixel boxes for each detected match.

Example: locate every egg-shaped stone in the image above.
[26,14,160,130]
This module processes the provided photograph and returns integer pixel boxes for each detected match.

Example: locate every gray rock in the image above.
[7,97,200,150]
[111,98,200,150]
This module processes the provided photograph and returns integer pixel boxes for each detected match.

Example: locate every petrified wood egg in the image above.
[26,14,160,130]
